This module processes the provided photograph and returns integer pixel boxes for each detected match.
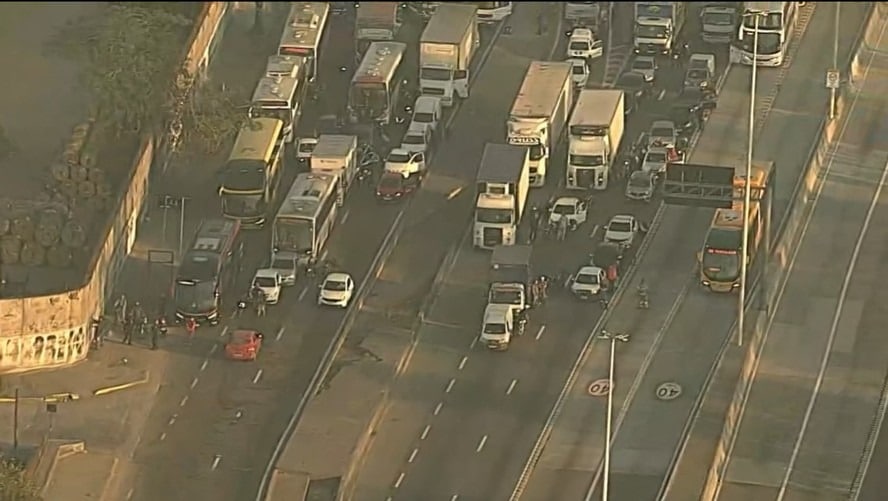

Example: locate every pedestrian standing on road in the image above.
[557,217,568,241]
[122,322,133,345]
[150,325,159,350]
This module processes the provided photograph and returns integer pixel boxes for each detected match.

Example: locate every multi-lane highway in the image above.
[715,8,888,500]
[510,3,871,501]
[123,5,433,501]
[346,3,746,501]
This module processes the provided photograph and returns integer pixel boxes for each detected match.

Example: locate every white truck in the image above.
[355,2,400,56]
[474,143,531,249]
[567,90,625,191]
[565,1,602,29]
[481,304,514,351]
[700,3,739,44]
[419,4,479,107]
[310,134,358,205]
[633,2,686,56]
[507,61,573,188]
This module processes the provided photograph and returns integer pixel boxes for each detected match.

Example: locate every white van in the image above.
[481,304,513,351]
[567,28,604,60]
[409,96,443,134]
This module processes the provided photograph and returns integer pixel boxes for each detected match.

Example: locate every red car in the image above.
[224,329,263,361]
[375,171,422,201]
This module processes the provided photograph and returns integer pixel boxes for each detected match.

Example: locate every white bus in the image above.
[730,2,800,67]
[272,173,340,266]
[348,41,409,125]
[278,2,330,81]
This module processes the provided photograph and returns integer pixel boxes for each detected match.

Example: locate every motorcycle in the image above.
[357,166,374,184]
[637,290,649,309]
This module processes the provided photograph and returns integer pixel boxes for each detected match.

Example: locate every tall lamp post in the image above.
[830,2,841,120]
[597,330,630,501]
[738,11,763,348]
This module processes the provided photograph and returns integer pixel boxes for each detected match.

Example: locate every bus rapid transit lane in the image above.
[515,3,872,500]
[352,4,714,501]
[716,12,888,500]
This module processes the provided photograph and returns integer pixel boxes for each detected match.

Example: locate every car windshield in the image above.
[687,69,707,80]
[609,221,632,233]
[387,152,410,163]
[553,203,575,215]
[629,173,651,188]
[651,127,673,138]
[272,258,292,270]
[483,322,507,335]
[576,273,599,285]
[298,142,316,154]
[702,251,740,281]
[324,280,347,292]
[703,12,734,26]
[402,134,425,145]
[647,152,667,163]
[254,277,276,288]
[633,59,654,70]
[413,112,434,123]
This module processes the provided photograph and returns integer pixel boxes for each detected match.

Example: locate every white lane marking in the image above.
[470,336,478,350]
[127,488,134,500]
[408,448,419,463]
[535,325,546,340]
[421,424,431,440]
[445,379,456,393]
[458,356,468,370]
[447,187,463,200]
[657,89,666,101]
[506,379,518,395]
[220,326,229,338]
[451,496,459,501]
[168,416,176,426]
[180,396,188,407]
[200,359,208,372]
[588,225,600,239]
[252,369,263,384]
[209,344,218,355]
[190,377,199,390]
[777,167,888,499]
[341,209,350,224]
[298,287,308,302]
[275,327,285,341]
[159,432,166,441]
[394,472,406,489]
[211,455,221,471]
[476,435,488,453]
[434,402,443,416]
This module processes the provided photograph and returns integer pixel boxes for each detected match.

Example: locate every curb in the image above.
[92,371,150,396]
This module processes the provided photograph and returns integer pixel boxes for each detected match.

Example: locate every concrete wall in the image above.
[0,2,229,374]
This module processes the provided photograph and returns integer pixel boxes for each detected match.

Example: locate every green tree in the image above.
[180,81,249,155]
[0,459,41,501]
[50,4,242,150]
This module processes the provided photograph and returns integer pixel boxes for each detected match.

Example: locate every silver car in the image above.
[648,120,677,148]
[400,126,432,155]
[642,147,669,175]
[625,170,656,201]
[630,56,658,83]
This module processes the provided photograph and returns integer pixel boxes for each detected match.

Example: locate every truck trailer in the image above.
[566,90,625,191]
[485,244,533,350]
[355,2,400,56]
[419,4,479,107]
[310,134,358,205]
[474,144,531,249]
[633,2,686,56]
[507,61,573,188]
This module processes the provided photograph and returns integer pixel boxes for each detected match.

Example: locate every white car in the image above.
[400,126,432,155]
[568,58,590,89]
[642,147,669,175]
[252,269,282,304]
[567,28,604,60]
[648,120,677,147]
[548,196,589,228]
[295,137,317,164]
[604,214,640,247]
[270,254,298,286]
[630,55,658,83]
[570,266,607,299]
[410,95,442,134]
[317,272,355,308]
[385,149,426,176]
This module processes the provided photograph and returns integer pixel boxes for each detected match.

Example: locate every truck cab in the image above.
[481,303,513,351]
[488,244,533,328]
[633,2,686,57]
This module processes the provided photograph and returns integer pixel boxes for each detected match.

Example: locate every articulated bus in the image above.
[698,161,772,292]
[348,41,409,125]
[278,2,330,81]
[730,1,800,67]
[218,118,285,228]
[272,172,340,267]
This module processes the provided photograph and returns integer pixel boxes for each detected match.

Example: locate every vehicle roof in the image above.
[254,268,279,278]
[477,143,528,183]
[554,196,582,204]
[567,58,587,67]
[578,265,603,274]
[414,95,441,110]
[630,170,655,179]
[313,134,356,157]
[571,28,594,38]
[324,272,351,282]
[231,329,259,343]
[353,41,407,84]
[633,55,656,62]
[511,61,572,118]
[650,119,675,128]
[483,303,512,317]
[610,214,635,223]
[252,75,299,103]
[646,147,669,155]
[421,3,476,43]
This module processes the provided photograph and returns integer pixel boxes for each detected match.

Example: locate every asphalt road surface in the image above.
[347,3,746,501]
[719,10,888,501]
[513,3,871,501]
[123,5,435,501]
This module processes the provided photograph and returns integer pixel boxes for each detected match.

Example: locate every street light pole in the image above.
[738,12,761,348]
[597,330,630,501]
[830,2,841,119]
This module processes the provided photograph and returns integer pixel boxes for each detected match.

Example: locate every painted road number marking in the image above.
[656,382,683,401]
[588,379,611,397]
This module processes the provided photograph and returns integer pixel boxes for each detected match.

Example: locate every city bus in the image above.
[348,41,409,126]
[278,2,330,81]
[272,172,340,267]
[250,74,302,143]
[174,218,243,324]
[218,118,285,228]
[698,162,772,292]
[730,1,799,67]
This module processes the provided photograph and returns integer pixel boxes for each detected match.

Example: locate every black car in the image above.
[615,71,648,107]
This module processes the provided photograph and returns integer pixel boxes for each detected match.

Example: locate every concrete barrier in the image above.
[0,3,229,374]
[697,4,885,499]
